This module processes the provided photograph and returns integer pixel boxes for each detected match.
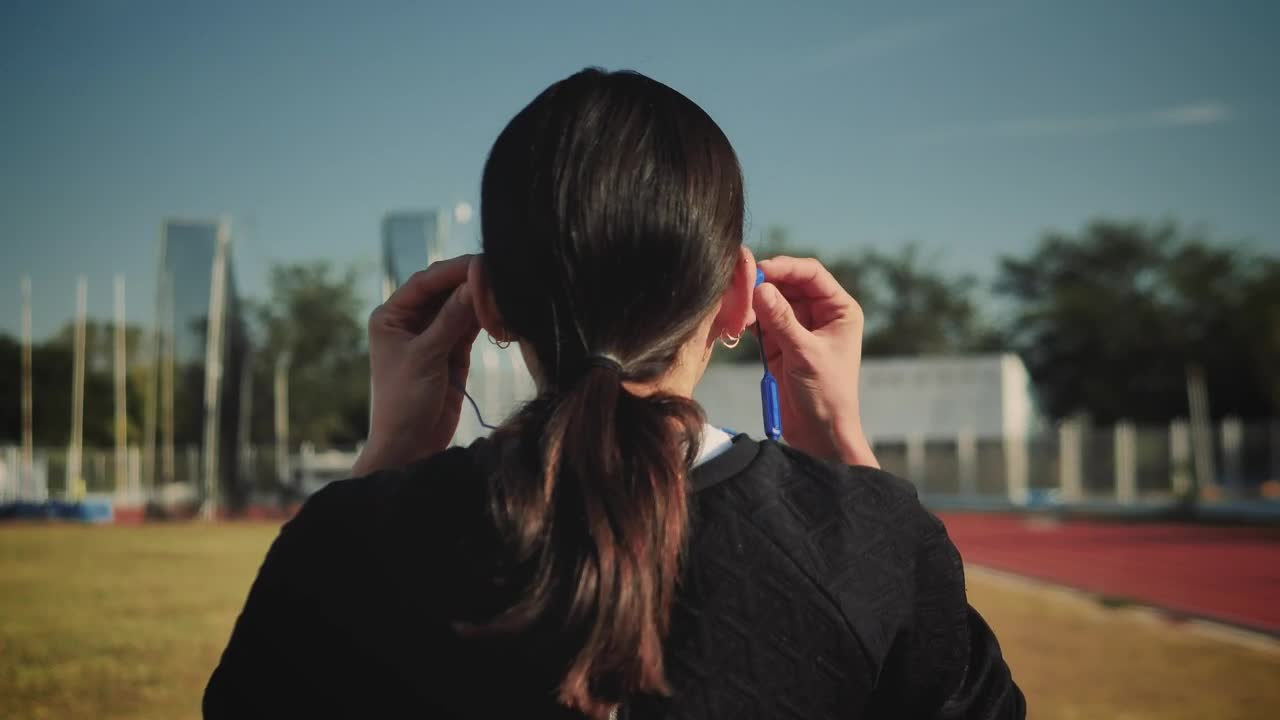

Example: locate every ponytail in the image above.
[473,66,747,718]
[473,363,704,718]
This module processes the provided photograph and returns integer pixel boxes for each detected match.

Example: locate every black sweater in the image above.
[205,436,1025,719]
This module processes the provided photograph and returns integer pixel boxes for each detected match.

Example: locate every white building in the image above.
[859,354,1037,442]
[695,353,1037,442]
[454,352,1039,445]
[696,354,1037,503]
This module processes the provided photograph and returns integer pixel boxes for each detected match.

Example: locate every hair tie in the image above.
[585,353,624,375]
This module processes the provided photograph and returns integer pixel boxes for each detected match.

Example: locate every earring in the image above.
[487,333,511,350]
[719,332,742,350]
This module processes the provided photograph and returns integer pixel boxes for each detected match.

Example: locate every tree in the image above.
[994,220,1278,422]
[0,323,148,447]
[858,245,1002,356]
[245,261,370,448]
[718,228,997,362]
[0,335,23,443]
[1239,258,1280,410]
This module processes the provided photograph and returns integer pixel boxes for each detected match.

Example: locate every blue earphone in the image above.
[756,268,783,441]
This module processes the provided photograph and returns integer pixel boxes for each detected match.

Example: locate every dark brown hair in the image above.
[475,68,744,716]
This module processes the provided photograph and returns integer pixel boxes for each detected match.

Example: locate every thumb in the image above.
[414,282,479,356]
[754,283,810,349]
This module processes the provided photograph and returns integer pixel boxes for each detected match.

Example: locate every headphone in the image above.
[755,268,783,441]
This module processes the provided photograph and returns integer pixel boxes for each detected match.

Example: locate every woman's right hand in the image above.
[353,255,480,477]
[753,256,879,468]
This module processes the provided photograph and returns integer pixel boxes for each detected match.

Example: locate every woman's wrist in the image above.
[785,419,877,469]
[829,421,879,469]
[351,440,388,477]
[352,432,427,477]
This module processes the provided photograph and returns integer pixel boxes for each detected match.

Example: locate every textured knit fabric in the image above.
[205,436,1025,719]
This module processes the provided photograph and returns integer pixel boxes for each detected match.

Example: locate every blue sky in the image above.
[2,0,1277,339]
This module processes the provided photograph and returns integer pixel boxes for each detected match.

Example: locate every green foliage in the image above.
[244,261,371,448]
[732,219,1277,423]
[0,262,372,449]
[718,227,999,363]
[4,221,1273,447]
[858,245,1002,356]
[0,323,148,447]
[994,220,1279,421]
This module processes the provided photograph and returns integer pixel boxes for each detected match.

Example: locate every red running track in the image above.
[938,513,1280,633]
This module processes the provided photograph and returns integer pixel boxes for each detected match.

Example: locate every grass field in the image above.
[2,523,1278,720]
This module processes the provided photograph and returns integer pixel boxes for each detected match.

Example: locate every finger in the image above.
[758,257,848,300]
[414,282,480,356]
[447,322,479,388]
[765,277,860,330]
[754,282,811,350]
[384,255,474,317]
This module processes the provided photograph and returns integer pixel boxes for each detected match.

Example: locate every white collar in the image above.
[693,423,735,468]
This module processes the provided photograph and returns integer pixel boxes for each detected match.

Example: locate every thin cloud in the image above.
[793,17,957,72]
[788,6,1000,74]
[900,101,1232,145]
[1153,102,1230,126]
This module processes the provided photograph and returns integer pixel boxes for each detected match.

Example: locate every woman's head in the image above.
[472,67,754,394]
[462,69,752,718]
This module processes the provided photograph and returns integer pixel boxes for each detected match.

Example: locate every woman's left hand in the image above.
[352,255,480,476]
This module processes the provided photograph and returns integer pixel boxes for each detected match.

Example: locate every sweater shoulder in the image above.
[700,442,945,658]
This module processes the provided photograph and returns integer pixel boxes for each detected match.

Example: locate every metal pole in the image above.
[69,275,88,499]
[200,221,230,519]
[20,276,34,497]
[1058,418,1083,502]
[144,226,165,495]
[1004,432,1029,506]
[162,269,175,486]
[1114,421,1137,504]
[237,346,253,502]
[1220,416,1244,497]
[905,433,925,491]
[114,275,128,496]
[956,429,977,497]
[1170,419,1192,496]
[1186,365,1215,492]
[274,352,291,488]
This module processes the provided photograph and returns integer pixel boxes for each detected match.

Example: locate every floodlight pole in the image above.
[114,275,128,496]
[68,276,87,499]
[20,276,34,497]
[200,221,230,519]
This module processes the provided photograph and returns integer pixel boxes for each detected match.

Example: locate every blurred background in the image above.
[1,1,1278,718]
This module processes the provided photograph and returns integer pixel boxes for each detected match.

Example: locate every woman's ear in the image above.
[468,256,511,341]
[714,245,757,338]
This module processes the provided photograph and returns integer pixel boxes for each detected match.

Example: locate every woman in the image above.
[205,69,1024,719]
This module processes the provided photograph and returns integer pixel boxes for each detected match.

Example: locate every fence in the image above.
[3,421,1277,511]
[0,443,360,509]
[866,418,1279,506]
